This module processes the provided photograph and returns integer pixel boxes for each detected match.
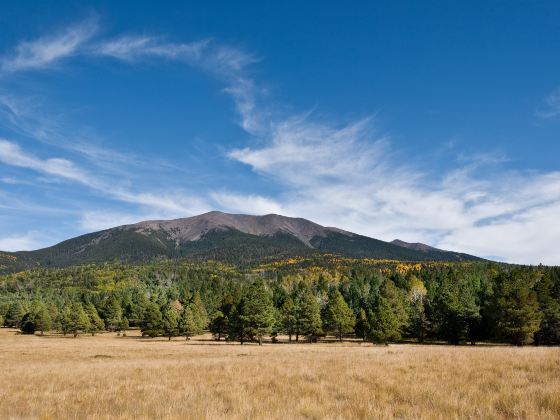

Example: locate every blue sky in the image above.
[1,1,560,264]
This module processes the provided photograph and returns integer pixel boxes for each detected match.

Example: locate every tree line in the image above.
[0,259,559,345]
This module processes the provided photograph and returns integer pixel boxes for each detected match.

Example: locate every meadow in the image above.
[1,328,559,419]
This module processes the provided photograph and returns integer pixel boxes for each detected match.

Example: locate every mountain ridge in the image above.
[0,211,482,273]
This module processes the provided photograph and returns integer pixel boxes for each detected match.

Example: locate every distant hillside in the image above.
[0,211,483,273]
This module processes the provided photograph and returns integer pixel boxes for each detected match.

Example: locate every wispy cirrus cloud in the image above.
[92,36,209,63]
[0,139,93,185]
[0,18,98,73]
[227,113,560,265]
[536,87,560,120]
[93,34,262,133]
[0,139,210,217]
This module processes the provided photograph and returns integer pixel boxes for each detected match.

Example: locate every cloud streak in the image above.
[0,139,210,218]
[536,87,560,120]
[227,114,560,265]
[0,19,98,73]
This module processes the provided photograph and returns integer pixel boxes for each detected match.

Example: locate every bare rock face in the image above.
[128,211,354,246]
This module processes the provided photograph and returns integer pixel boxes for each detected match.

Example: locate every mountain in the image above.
[391,239,445,253]
[0,211,482,273]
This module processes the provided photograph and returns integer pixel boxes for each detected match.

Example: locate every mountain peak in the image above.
[128,211,345,246]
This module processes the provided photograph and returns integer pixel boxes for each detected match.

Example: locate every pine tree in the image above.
[434,274,479,344]
[85,303,104,336]
[59,306,72,336]
[280,296,297,342]
[534,271,560,345]
[209,310,226,341]
[226,305,245,344]
[383,280,409,333]
[241,280,275,345]
[408,298,428,343]
[296,289,322,342]
[33,305,52,335]
[365,280,408,344]
[104,299,123,332]
[179,306,197,340]
[354,308,368,341]
[131,293,150,327]
[191,292,209,333]
[140,302,163,337]
[67,303,91,338]
[5,301,26,328]
[325,289,355,341]
[495,271,542,346]
[20,313,36,334]
[366,294,401,344]
[162,306,180,340]
[119,317,130,336]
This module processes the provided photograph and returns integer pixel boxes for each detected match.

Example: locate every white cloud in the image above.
[0,139,93,185]
[0,19,98,73]
[93,35,262,134]
[0,139,210,217]
[211,192,284,215]
[93,36,208,63]
[228,114,560,265]
[79,211,149,231]
[536,87,560,119]
[0,232,44,251]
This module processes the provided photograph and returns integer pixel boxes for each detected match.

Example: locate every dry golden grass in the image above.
[0,328,559,419]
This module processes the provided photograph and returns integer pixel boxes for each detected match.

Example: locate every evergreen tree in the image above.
[141,301,163,337]
[58,306,72,336]
[104,298,123,332]
[296,289,322,342]
[365,280,410,344]
[354,308,368,341]
[162,305,180,340]
[20,313,36,334]
[366,294,400,344]
[325,289,355,341]
[241,280,275,345]
[67,303,91,338]
[119,317,130,336]
[191,292,209,332]
[495,271,542,346]
[85,303,104,336]
[179,306,197,340]
[435,274,480,344]
[131,293,150,327]
[226,305,245,344]
[5,301,26,328]
[33,305,52,335]
[209,310,226,341]
[408,298,428,343]
[280,296,297,342]
[534,271,560,345]
[383,280,409,332]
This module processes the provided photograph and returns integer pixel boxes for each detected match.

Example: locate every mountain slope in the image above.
[0,211,482,273]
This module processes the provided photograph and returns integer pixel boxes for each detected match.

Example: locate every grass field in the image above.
[0,328,559,419]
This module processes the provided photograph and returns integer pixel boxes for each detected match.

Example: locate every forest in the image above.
[1,256,559,346]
